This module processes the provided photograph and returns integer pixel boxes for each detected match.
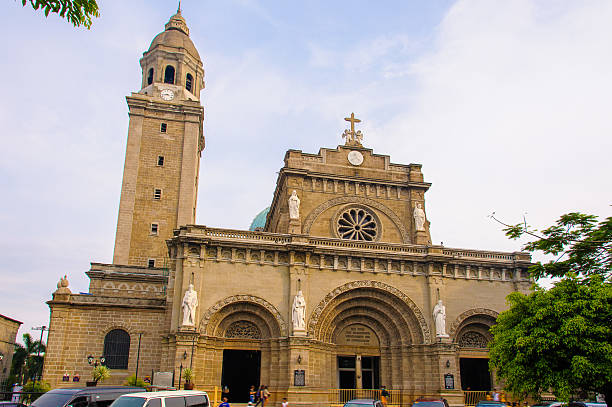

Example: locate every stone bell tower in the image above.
[113,6,205,267]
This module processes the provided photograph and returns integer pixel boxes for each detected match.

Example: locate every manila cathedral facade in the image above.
[43,8,532,407]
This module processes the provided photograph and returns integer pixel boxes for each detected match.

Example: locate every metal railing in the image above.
[329,389,404,406]
[464,391,490,406]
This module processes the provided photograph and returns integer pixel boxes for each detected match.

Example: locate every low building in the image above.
[0,314,22,385]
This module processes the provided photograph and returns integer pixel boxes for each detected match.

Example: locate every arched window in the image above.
[185,73,193,92]
[103,329,130,369]
[147,68,154,85]
[164,65,175,84]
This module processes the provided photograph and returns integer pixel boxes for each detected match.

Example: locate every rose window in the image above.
[337,208,378,241]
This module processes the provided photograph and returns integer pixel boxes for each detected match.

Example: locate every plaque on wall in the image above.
[444,373,454,389]
[294,370,305,386]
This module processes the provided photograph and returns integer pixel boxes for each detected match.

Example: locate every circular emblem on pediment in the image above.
[347,150,364,166]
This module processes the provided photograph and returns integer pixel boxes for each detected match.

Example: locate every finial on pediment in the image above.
[342,112,364,146]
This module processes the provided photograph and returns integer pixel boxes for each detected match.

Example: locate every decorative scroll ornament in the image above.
[225,321,261,339]
[459,331,488,348]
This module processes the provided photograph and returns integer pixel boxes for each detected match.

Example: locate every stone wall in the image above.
[0,315,22,384]
[43,296,166,388]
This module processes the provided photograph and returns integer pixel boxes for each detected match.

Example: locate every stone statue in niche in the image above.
[292,290,306,331]
[288,190,300,219]
[413,203,426,231]
[181,284,198,327]
[433,299,449,337]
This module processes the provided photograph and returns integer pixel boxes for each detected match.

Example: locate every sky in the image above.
[0,0,610,345]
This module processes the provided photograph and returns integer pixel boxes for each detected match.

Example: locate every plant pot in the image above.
[86,381,97,387]
[184,382,194,390]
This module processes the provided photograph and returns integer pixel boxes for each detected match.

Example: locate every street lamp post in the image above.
[135,333,144,381]
[32,325,49,381]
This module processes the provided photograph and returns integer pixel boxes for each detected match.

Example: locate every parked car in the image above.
[0,402,27,407]
[475,402,507,407]
[342,399,383,407]
[413,398,450,407]
[569,402,607,407]
[30,387,143,407]
[110,391,209,407]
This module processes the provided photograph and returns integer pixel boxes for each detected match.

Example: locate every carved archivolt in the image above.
[458,331,489,348]
[449,308,499,338]
[302,196,409,243]
[225,320,261,339]
[307,280,431,343]
[199,295,288,337]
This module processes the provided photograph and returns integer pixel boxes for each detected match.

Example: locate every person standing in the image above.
[381,386,390,407]
[218,397,230,407]
[249,385,256,405]
[261,385,270,407]
[254,385,264,407]
[281,398,288,407]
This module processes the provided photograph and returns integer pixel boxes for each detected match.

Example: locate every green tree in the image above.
[20,0,100,29]
[488,212,612,402]
[489,277,611,402]
[498,212,611,282]
[10,333,45,383]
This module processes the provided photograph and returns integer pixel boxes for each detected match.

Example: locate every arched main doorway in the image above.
[451,310,498,392]
[200,296,286,403]
[309,281,429,391]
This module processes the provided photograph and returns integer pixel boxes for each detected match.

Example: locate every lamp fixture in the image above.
[297,355,302,364]
[183,351,188,360]
[445,360,451,368]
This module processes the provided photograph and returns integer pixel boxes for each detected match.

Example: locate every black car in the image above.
[30,387,143,407]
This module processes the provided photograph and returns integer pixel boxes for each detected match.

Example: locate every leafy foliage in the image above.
[500,212,611,282]
[182,367,193,383]
[21,380,51,403]
[92,365,111,383]
[489,277,612,401]
[10,333,45,383]
[21,0,100,29]
[125,374,147,388]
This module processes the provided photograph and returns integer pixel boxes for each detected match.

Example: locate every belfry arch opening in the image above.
[164,65,175,84]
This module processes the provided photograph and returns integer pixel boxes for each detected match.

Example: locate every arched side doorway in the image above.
[309,281,428,390]
[451,310,498,392]
[199,296,286,403]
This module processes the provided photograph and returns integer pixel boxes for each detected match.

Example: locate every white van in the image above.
[110,391,209,407]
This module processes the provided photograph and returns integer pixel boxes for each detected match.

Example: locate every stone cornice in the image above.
[169,225,532,276]
[126,95,204,118]
[47,294,166,310]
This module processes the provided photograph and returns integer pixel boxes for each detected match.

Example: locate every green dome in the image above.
[249,207,270,231]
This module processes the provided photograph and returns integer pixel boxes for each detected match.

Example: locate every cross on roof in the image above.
[342,112,364,146]
[344,112,361,134]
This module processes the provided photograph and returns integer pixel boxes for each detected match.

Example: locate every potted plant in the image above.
[183,368,194,390]
[87,365,111,387]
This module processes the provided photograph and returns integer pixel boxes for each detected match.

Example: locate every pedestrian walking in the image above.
[249,385,256,405]
[254,385,264,407]
[381,386,390,407]
[260,385,270,407]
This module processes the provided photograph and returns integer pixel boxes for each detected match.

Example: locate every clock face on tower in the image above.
[348,150,364,166]
[160,89,175,101]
